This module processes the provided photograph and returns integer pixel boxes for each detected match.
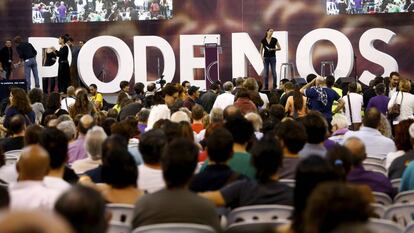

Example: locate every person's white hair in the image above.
[146,104,171,131]
[223,81,234,92]
[331,114,348,130]
[171,111,191,123]
[245,112,263,132]
[84,126,107,160]
[57,120,77,141]
[210,108,224,124]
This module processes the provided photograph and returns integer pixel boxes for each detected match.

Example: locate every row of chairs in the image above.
[4,149,22,166]
[374,191,414,206]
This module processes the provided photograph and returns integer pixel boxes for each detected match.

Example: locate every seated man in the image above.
[132,138,221,232]
[201,136,293,209]
[299,111,329,158]
[137,129,166,193]
[0,114,26,152]
[190,128,244,192]
[344,137,395,198]
[9,145,60,210]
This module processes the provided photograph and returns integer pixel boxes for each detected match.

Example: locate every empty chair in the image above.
[392,179,401,190]
[394,191,414,204]
[226,205,293,226]
[405,222,414,233]
[132,223,216,233]
[4,156,18,166]
[365,156,386,166]
[383,203,414,227]
[107,204,135,225]
[279,179,295,188]
[373,192,393,206]
[367,218,404,233]
[363,162,387,175]
[225,220,289,233]
[371,203,387,218]
[4,149,23,158]
[107,222,131,233]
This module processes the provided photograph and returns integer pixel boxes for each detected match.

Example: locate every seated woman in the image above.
[200,135,293,209]
[97,147,142,204]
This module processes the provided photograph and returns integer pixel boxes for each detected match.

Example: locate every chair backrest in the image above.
[372,203,387,218]
[405,222,414,233]
[4,157,17,166]
[132,223,216,233]
[373,192,393,206]
[225,220,290,233]
[384,203,414,227]
[392,179,402,190]
[365,156,386,166]
[394,191,414,204]
[106,204,135,225]
[367,218,404,233]
[363,162,387,175]
[226,205,293,225]
[4,149,23,158]
[107,222,131,233]
[279,179,295,188]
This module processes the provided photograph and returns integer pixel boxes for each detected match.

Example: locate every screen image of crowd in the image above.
[326,0,414,15]
[32,0,173,23]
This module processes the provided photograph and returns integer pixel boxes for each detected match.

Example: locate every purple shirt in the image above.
[367,95,390,115]
[58,5,67,17]
[67,136,87,164]
[347,165,396,198]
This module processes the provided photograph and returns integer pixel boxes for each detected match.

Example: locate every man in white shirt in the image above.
[40,128,71,193]
[60,86,76,111]
[212,81,235,110]
[9,145,60,210]
[342,82,363,129]
[71,126,107,174]
[137,129,166,193]
[388,71,400,98]
[343,108,396,158]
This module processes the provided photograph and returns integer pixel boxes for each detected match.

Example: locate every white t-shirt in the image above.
[388,91,414,125]
[43,176,71,194]
[343,93,363,125]
[9,181,61,211]
[61,97,76,112]
[137,165,164,194]
[259,92,269,108]
[212,92,234,110]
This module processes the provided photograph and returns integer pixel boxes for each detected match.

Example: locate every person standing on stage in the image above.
[52,35,71,93]
[259,28,281,90]
[0,40,13,80]
[14,36,40,90]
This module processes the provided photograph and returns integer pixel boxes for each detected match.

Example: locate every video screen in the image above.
[326,0,414,15]
[32,0,173,23]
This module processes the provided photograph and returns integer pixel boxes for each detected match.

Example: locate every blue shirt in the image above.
[305,87,340,121]
[3,107,35,129]
[400,160,414,192]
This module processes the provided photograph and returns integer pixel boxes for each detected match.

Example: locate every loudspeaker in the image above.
[0,80,27,101]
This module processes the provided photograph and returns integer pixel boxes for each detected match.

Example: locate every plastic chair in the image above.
[107,222,131,233]
[371,203,387,218]
[394,191,414,204]
[225,220,289,233]
[373,192,393,206]
[367,218,404,233]
[106,204,135,225]
[404,222,414,233]
[4,157,17,166]
[365,156,386,166]
[279,179,295,188]
[363,162,387,175]
[320,61,334,77]
[392,179,402,190]
[226,205,293,226]
[384,203,414,227]
[4,149,23,158]
[132,223,216,233]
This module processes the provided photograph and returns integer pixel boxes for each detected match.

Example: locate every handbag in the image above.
[347,94,355,130]
[388,91,403,120]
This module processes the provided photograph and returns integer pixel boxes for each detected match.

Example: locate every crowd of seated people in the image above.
[0,72,413,232]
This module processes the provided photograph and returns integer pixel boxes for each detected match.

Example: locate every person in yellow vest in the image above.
[89,84,103,110]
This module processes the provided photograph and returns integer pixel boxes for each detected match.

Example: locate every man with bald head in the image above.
[300,76,344,123]
[9,145,61,210]
[344,137,395,197]
[68,114,95,164]
[343,107,396,158]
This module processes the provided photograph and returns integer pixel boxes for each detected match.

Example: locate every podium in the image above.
[201,43,222,90]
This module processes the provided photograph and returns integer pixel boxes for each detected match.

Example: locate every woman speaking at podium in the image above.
[52,35,70,93]
[260,28,281,90]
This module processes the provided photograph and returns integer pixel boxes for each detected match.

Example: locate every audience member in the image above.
[68,114,95,164]
[89,84,103,110]
[0,115,26,152]
[69,89,95,118]
[137,108,150,133]
[234,88,257,115]
[275,120,307,179]
[9,145,60,210]
[343,108,396,158]
[200,82,220,113]
[279,82,295,107]
[24,124,44,145]
[137,129,167,193]
[41,92,68,125]
[183,86,200,110]
[343,82,363,130]
[344,137,395,197]
[191,104,205,134]
[285,88,308,118]
[55,185,108,233]
[28,88,45,124]
[386,119,414,169]
[3,88,35,129]
[299,111,329,157]
[213,81,235,110]
[245,112,263,139]
[389,122,414,179]
[61,86,76,111]
[329,114,349,144]
[366,83,389,115]
[132,138,221,232]
[387,71,400,97]
[388,79,414,125]
[71,126,107,174]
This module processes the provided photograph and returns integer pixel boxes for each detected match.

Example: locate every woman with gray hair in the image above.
[71,126,107,174]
